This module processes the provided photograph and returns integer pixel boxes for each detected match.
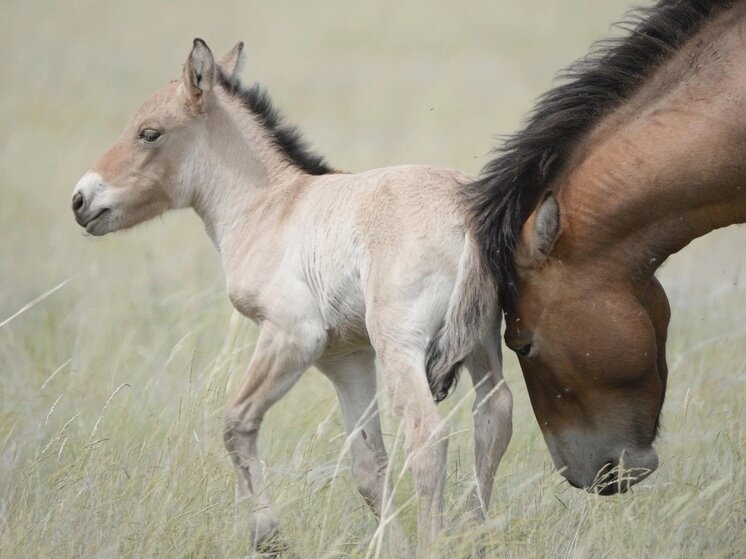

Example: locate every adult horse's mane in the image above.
[217,70,333,176]
[463,0,733,313]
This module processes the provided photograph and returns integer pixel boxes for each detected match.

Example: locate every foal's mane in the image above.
[464,0,734,312]
[217,70,333,175]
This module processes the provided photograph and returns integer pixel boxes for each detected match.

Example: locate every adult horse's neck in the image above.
[555,6,746,289]
[188,92,306,255]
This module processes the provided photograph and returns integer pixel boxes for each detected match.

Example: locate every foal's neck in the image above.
[558,8,746,287]
[189,94,306,255]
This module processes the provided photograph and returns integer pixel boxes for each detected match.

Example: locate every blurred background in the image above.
[1,1,744,557]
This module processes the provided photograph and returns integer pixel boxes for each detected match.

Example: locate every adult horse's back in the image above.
[466,0,746,493]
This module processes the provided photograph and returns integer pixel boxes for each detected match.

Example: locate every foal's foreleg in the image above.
[223,323,325,550]
[466,342,512,523]
[317,351,409,556]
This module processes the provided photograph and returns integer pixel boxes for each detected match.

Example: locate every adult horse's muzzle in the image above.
[585,451,658,495]
[545,430,659,495]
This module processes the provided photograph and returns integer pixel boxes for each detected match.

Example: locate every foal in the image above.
[72,40,512,553]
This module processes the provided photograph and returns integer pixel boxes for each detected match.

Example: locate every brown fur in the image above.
[504,3,746,492]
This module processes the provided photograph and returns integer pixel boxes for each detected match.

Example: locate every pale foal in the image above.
[73,39,512,555]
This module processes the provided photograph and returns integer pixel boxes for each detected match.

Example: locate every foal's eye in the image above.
[513,344,532,357]
[138,128,162,143]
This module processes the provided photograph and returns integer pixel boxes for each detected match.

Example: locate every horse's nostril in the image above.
[72,192,85,212]
[592,461,620,495]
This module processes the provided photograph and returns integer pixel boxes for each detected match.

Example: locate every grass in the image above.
[1,1,744,557]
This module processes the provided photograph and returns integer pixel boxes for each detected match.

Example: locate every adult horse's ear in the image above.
[218,42,246,78]
[517,193,560,267]
[184,38,216,107]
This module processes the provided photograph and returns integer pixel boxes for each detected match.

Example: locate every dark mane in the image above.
[463,0,733,313]
[217,70,333,176]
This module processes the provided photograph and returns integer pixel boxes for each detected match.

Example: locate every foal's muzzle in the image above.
[72,172,111,233]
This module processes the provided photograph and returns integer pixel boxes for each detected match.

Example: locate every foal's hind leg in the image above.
[317,350,409,556]
[223,322,326,550]
[374,345,448,556]
[465,339,512,523]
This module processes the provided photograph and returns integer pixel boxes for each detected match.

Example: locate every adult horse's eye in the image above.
[138,128,162,143]
[513,344,532,356]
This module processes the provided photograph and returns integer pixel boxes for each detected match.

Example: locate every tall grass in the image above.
[1,1,744,557]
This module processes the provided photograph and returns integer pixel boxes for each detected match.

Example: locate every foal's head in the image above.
[505,193,667,494]
[72,39,246,235]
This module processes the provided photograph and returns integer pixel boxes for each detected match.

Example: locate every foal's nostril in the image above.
[72,192,85,213]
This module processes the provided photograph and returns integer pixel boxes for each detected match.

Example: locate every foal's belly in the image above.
[320,284,371,355]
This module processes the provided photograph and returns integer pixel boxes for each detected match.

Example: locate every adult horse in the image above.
[465,0,746,494]
[71,40,512,553]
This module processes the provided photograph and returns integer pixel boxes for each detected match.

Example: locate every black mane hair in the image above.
[463,0,733,313]
[217,70,333,176]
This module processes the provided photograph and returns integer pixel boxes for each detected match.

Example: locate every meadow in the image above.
[1,1,744,557]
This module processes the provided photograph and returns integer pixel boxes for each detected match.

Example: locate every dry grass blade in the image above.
[0,278,74,329]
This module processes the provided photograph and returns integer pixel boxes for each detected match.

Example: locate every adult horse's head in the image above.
[72,39,246,235]
[504,192,668,494]
[468,0,746,494]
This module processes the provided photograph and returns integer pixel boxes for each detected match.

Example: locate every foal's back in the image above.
[284,164,472,353]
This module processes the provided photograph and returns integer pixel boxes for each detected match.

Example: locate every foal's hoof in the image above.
[254,524,293,557]
[255,535,292,557]
[252,510,290,556]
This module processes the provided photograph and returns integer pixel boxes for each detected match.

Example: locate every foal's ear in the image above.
[183,38,216,107]
[218,42,246,78]
[517,193,560,267]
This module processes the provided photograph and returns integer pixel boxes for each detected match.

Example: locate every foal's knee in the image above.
[223,406,261,454]
[351,449,388,510]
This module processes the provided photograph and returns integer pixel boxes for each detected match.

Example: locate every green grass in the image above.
[1,1,744,557]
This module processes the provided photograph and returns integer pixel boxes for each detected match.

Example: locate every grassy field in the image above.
[1,1,744,557]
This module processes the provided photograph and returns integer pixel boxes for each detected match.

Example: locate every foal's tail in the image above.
[425,235,498,402]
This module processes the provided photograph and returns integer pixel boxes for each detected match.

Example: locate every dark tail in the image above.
[425,235,498,402]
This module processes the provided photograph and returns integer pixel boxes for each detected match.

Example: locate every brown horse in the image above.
[465,0,746,494]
